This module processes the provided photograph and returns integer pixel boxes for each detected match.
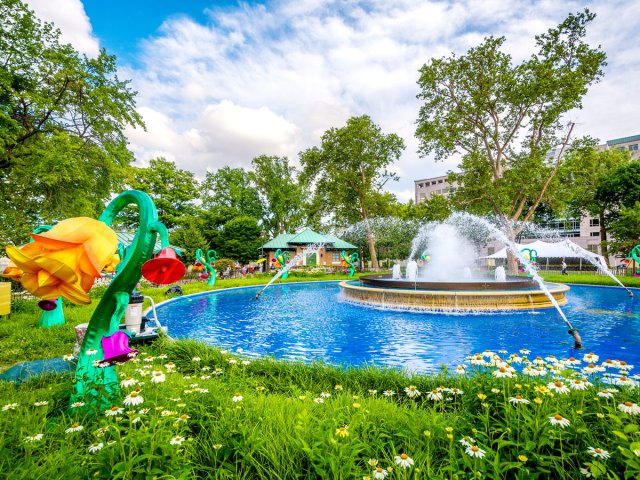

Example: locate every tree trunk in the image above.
[599,212,609,267]
[502,220,519,275]
[363,215,379,270]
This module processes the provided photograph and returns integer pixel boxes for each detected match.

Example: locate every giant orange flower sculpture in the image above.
[3,217,117,304]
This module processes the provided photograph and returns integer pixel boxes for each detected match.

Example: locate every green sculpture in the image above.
[195,249,219,286]
[275,249,290,279]
[72,190,181,410]
[340,250,359,277]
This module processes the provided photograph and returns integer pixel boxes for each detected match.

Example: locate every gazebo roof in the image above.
[261,229,356,250]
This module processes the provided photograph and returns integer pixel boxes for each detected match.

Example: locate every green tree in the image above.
[415,9,605,271]
[251,155,305,237]
[0,0,144,245]
[124,157,200,229]
[397,195,452,222]
[300,115,405,269]
[219,216,261,265]
[595,160,640,257]
[607,202,640,258]
[169,219,209,265]
[560,140,632,264]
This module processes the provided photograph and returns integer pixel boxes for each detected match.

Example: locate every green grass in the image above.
[1,340,639,479]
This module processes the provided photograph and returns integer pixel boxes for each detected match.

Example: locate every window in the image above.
[589,218,600,227]
[332,252,341,263]
[590,231,599,237]
[487,247,495,255]
[587,244,599,253]
[629,144,638,151]
[438,179,444,183]
[431,181,437,185]
[418,183,423,188]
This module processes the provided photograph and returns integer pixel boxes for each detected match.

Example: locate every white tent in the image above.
[484,239,606,267]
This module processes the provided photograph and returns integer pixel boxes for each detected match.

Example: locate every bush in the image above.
[215,257,236,274]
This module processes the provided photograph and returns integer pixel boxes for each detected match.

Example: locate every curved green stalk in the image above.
[72,190,170,410]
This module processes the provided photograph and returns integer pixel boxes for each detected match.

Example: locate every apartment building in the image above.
[414,174,455,202]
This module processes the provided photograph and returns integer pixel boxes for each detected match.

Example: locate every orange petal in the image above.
[6,245,41,273]
[1,263,23,281]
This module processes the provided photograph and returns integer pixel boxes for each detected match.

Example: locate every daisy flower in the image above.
[192,357,201,362]
[570,379,592,390]
[493,366,515,378]
[241,360,251,365]
[597,389,616,399]
[394,453,414,468]
[85,348,98,356]
[618,401,640,415]
[455,365,467,374]
[404,385,421,398]
[373,467,388,479]
[24,433,44,442]
[465,445,486,458]
[313,397,324,404]
[382,390,395,397]
[509,395,530,405]
[548,380,571,394]
[427,390,443,401]
[105,406,124,417]
[583,352,599,363]
[335,426,349,438]
[320,392,331,398]
[165,362,176,371]
[63,354,74,361]
[33,401,49,407]
[123,390,144,406]
[368,458,378,467]
[65,423,84,434]
[2,403,18,411]
[459,436,476,447]
[587,447,610,459]
[176,414,190,423]
[120,377,138,388]
[170,436,185,445]
[232,392,243,402]
[150,370,166,383]
[88,442,104,453]
[549,414,570,428]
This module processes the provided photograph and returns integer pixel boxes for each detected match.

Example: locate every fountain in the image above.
[495,266,506,282]
[339,215,580,345]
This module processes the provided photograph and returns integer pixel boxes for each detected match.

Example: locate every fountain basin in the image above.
[340,277,569,311]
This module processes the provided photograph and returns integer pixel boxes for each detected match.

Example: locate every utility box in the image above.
[0,282,10,317]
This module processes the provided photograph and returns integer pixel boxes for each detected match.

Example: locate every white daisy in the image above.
[394,453,414,468]
[587,446,610,459]
[85,348,98,356]
[465,445,486,458]
[459,436,476,447]
[373,467,388,479]
[313,397,324,404]
[232,392,243,402]
[120,377,138,388]
[2,403,18,411]
[63,354,74,361]
[382,390,395,397]
[123,391,144,406]
[170,436,185,445]
[404,386,421,398]
[192,357,201,362]
[88,442,104,453]
[105,406,124,417]
[65,423,84,434]
[509,395,530,405]
[583,352,599,363]
[319,392,331,398]
[150,370,166,383]
[33,401,49,407]
[427,390,443,401]
[549,414,571,428]
[548,381,571,394]
[618,401,640,415]
[570,379,592,390]
[24,433,44,442]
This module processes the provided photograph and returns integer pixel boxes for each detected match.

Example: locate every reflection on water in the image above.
[157,283,640,374]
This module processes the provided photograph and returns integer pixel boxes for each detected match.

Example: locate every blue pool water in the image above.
[156,282,640,373]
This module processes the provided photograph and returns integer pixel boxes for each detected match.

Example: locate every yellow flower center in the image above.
[624,401,633,407]
[554,414,563,420]
[400,454,408,459]
[595,448,602,453]
[499,367,506,372]
[131,392,138,397]
[555,381,562,387]
[471,446,479,452]
[515,395,523,400]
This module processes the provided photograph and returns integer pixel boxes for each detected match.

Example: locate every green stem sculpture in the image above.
[275,249,290,279]
[627,245,640,275]
[195,249,218,286]
[72,190,171,410]
[340,250,358,277]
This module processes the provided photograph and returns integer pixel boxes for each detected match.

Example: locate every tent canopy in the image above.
[484,239,605,264]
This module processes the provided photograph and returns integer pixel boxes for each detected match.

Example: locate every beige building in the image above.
[414,174,455,202]
[603,134,640,158]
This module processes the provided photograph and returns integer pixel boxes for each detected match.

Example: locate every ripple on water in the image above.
[156,282,640,374]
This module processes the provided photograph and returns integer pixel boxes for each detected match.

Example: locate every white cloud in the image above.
[24,0,100,57]
[116,0,640,199]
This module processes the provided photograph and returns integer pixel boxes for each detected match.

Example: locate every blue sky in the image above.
[82,1,262,64]
[24,0,640,202]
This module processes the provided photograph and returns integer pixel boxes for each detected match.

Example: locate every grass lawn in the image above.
[0,270,639,478]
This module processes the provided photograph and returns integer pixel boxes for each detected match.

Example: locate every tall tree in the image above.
[0,0,144,245]
[560,140,632,264]
[415,9,606,271]
[595,160,640,257]
[124,157,200,229]
[251,155,305,237]
[220,216,261,265]
[300,115,405,269]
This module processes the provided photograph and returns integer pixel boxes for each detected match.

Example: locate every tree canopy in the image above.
[300,115,405,268]
[415,9,606,250]
[0,0,144,245]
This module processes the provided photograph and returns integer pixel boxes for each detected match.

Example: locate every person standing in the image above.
[561,260,568,275]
